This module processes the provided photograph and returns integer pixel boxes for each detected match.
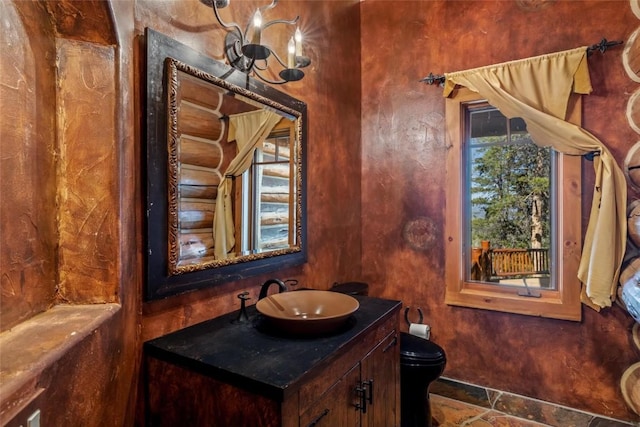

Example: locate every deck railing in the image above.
[490,248,549,277]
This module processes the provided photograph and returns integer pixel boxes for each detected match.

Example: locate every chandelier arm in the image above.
[263,16,300,30]
[266,49,288,69]
[230,36,244,59]
[246,56,258,72]
[252,59,269,71]
[243,19,252,40]
[249,48,287,71]
[260,0,279,14]
[253,67,288,85]
[212,2,244,40]
[227,35,251,69]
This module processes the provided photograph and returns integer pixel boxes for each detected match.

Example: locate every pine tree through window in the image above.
[444,88,582,321]
[465,105,553,290]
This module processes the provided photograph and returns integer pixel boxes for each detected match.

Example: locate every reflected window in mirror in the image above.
[167,63,303,271]
[444,88,582,321]
[241,122,297,254]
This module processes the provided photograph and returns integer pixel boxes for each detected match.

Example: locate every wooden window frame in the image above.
[242,121,295,253]
[444,88,582,321]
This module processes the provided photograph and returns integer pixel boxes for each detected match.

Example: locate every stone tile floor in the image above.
[432,394,552,426]
[429,378,636,427]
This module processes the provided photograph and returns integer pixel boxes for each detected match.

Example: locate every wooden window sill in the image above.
[0,304,120,420]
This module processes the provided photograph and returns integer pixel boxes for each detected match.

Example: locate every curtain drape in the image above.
[443,47,627,310]
[213,110,282,259]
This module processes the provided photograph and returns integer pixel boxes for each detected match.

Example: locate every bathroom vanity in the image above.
[144,295,401,427]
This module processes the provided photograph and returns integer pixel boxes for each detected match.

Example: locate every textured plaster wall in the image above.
[1,1,138,425]
[4,0,640,424]
[136,0,363,341]
[360,0,639,421]
[2,0,362,424]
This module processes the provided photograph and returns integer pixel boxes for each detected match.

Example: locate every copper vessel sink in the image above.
[255,290,359,336]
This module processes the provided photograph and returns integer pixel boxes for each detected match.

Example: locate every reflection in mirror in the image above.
[167,58,301,275]
[464,104,554,290]
[242,122,297,253]
[145,28,306,300]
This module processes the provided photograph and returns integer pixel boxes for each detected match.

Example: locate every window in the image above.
[466,104,552,288]
[445,88,582,321]
[240,121,296,254]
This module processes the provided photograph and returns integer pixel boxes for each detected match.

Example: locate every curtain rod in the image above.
[420,38,623,87]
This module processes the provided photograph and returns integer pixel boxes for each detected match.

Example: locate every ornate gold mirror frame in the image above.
[145,28,307,300]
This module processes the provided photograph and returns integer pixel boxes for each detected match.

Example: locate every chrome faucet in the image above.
[258,278,288,300]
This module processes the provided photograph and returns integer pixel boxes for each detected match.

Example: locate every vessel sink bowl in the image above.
[255,290,360,336]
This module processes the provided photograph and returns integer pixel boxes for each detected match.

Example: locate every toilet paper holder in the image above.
[404,306,424,326]
[405,307,430,339]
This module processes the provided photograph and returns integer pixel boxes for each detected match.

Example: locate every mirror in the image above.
[145,28,307,300]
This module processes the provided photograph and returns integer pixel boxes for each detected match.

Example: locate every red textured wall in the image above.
[2,1,362,425]
[1,1,138,425]
[361,0,639,421]
[1,1,58,330]
[4,0,640,424]
[136,2,363,422]
[136,0,363,340]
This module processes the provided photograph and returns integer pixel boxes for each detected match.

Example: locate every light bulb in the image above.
[294,27,302,56]
[252,9,262,45]
[288,37,295,68]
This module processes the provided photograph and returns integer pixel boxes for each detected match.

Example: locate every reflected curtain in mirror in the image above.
[214,110,282,259]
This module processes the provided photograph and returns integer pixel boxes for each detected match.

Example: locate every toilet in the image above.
[330,282,447,427]
[329,281,369,296]
[400,332,446,427]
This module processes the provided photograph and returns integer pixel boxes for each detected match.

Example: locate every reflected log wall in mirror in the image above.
[145,28,307,300]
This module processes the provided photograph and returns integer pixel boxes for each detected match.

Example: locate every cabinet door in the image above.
[361,331,400,427]
[300,364,361,427]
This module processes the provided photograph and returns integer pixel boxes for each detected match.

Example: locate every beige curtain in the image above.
[443,47,627,310]
[213,110,282,259]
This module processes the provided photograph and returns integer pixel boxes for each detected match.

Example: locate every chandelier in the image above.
[203,0,311,84]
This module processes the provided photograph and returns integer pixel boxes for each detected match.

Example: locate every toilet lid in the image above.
[330,282,369,295]
[400,332,446,364]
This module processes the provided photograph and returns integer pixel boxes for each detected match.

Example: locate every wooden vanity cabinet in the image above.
[362,331,400,426]
[299,330,399,427]
[144,297,401,427]
[299,363,361,427]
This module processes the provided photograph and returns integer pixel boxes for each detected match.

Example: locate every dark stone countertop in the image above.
[144,295,401,401]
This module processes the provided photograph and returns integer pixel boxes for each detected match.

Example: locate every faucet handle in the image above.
[234,291,251,323]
